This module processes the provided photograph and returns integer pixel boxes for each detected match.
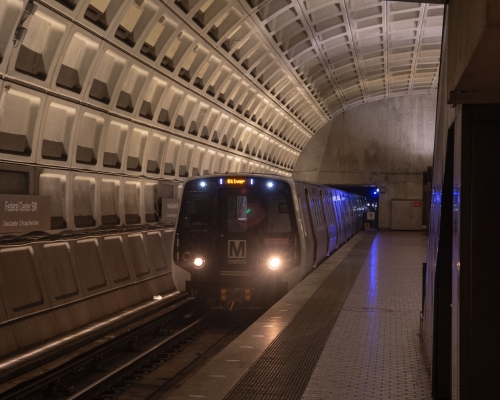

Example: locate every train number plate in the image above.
[221,288,251,302]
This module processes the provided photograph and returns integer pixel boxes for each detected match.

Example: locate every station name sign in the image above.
[162,198,180,223]
[0,194,51,233]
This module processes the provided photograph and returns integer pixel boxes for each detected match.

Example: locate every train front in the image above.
[173,175,299,309]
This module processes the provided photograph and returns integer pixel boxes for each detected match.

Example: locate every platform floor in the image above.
[164,231,431,400]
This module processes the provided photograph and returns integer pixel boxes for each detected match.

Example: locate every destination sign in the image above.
[226,178,246,185]
[0,194,51,233]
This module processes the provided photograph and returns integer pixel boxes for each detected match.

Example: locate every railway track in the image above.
[0,298,248,400]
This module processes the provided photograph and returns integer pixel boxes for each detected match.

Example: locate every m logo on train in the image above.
[228,240,246,264]
[228,240,246,259]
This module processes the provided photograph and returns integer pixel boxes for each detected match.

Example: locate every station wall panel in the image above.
[113,63,149,116]
[85,45,128,109]
[78,0,129,36]
[144,180,159,223]
[206,65,231,98]
[124,179,144,225]
[0,281,8,324]
[126,232,153,279]
[233,157,241,172]
[200,108,220,140]
[213,152,225,173]
[52,26,101,99]
[138,13,179,64]
[145,231,170,274]
[225,154,234,172]
[136,74,168,123]
[125,125,150,175]
[100,235,136,288]
[37,98,78,166]
[178,43,209,83]
[191,145,206,176]
[41,242,84,307]
[178,142,194,177]
[0,85,45,163]
[163,136,182,177]
[203,149,216,174]
[72,107,108,171]
[8,6,67,86]
[0,0,26,74]
[0,247,49,320]
[0,227,177,357]
[72,173,97,229]
[145,131,167,177]
[99,176,122,227]
[100,118,131,173]
[193,54,221,92]
[157,85,184,129]
[111,0,160,51]
[173,94,198,133]
[161,30,195,74]
[38,170,70,230]
[8,310,61,354]
[73,238,111,296]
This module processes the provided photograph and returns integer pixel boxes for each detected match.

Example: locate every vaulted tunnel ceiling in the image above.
[0,0,443,176]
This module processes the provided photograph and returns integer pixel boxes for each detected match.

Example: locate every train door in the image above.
[296,185,315,272]
[333,189,346,245]
[316,189,329,259]
[343,193,352,238]
[304,187,318,268]
[347,195,355,236]
[322,189,337,252]
[319,189,331,254]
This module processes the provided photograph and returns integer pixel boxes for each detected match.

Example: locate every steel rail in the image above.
[67,314,209,399]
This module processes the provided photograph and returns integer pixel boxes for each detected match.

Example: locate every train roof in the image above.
[181,174,366,199]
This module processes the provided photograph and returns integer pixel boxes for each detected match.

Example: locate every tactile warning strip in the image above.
[223,232,377,400]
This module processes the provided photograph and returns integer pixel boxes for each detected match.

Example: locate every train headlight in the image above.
[266,181,274,188]
[268,256,281,270]
[193,256,205,269]
[200,181,207,187]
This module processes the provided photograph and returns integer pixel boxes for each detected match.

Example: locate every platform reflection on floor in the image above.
[303,231,431,400]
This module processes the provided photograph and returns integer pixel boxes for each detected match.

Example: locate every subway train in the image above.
[172,174,367,309]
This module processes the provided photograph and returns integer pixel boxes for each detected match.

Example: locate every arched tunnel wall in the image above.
[293,94,437,229]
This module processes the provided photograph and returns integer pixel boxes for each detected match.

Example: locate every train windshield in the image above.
[178,178,296,235]
[180,193,210,232]
[226,191,293,234]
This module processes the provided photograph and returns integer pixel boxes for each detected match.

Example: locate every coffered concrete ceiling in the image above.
[238,0,444,117]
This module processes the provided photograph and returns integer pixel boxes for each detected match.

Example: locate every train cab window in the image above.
[180,194,210,232]
[265,195,292,233]
[228,195,248,232]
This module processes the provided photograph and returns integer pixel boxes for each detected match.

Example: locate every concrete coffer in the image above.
[390,200,422,230]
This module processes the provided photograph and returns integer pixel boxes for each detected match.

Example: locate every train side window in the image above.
[228,195,247,232]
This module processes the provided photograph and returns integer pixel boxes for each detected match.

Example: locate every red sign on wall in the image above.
[413,202,423,207]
